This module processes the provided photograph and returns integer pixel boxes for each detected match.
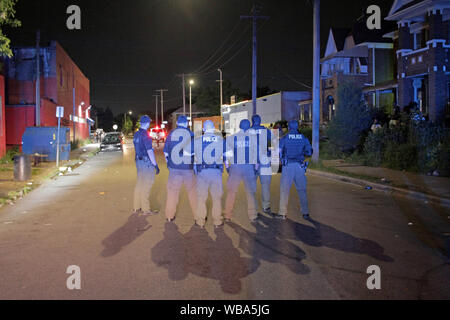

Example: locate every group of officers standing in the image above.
[133,113,313,228]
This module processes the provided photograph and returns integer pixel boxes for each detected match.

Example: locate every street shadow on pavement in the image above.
[227,221,311,275]
[100,213,151,257]
[151,223,260,294]
[253,215,394,262]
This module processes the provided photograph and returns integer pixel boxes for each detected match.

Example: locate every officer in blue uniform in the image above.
[163,115,197,222]
[224,119,259,223]
[193,120,225,228]
[273,120,312,220]
[249,114,272,214]
[133,115,160,215]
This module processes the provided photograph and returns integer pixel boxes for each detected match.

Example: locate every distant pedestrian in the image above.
[163,115,197,222]
[249,114,273,214]
[371,118,382,132]
[224,119,259,223]
[133,115,160,215]
[274,120,312,220]
[193,120,226,228]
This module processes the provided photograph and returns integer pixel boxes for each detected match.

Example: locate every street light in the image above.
[113,124,118,131]
[189,79,194,130]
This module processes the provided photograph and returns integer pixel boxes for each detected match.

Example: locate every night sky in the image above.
[6,0,394,116]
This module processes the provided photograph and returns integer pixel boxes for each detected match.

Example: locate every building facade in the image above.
[0,75,5,157]
[384,0,450,123]
[222,91,311,134]
[4,41,91,147]
[320,19,396,123]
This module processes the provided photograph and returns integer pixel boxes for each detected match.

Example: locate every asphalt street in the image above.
[0,141,448,299]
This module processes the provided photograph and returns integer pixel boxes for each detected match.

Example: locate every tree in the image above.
[0,0,21,57]
[122,116,133,135]
[327,81,373,155]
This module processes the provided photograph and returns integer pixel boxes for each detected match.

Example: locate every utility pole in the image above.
[72,67,76,142]
[156,89,168,126]
[312,0,320,162]
[153,95,159,127]
[217,69,223,130]
[241,5,269,116]
[35,30,41,126]
[177,74,187,115]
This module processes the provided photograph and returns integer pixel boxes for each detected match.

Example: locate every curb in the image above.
[308,169,450,208]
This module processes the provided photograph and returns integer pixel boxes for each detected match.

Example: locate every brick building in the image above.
[384,0,450,124]
[0,75,5,157]
[4,41,91,147]
[319,18,395,123]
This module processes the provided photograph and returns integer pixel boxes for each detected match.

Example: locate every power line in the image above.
[191,24,251,75]
[190,19,243,74]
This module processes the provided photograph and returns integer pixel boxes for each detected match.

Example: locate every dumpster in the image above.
[14,155,31,181]
[22,127,71,161]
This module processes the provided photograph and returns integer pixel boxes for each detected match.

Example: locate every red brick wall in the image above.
[0,75,5,157]
[6,99,57,146]
[56,42,90,140]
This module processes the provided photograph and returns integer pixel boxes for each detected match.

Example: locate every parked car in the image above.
[100,132,123,152]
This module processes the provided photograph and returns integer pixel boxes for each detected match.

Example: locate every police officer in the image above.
[193,120,225,228]
[133,115,160,215]
[249,114,272,214]
[273,120,312,220]
[224,119,259,223]
[163,115,197,222]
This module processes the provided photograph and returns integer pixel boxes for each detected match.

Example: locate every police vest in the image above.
[133,129,150,161]
[284,132,307,163]
[164,127,194,170]
[230,132,254,165]
[250,125,271,166]
[198,134,224,170]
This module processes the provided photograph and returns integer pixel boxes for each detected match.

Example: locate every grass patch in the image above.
[0,147,20,164]
[309,160,390,185]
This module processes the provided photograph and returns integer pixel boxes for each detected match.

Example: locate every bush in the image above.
[362,129,385,166]
[437,139,450,176]
[0,147,20,164]
[299,127,312,142]
[383,143,417,170]
[327,82,373,155]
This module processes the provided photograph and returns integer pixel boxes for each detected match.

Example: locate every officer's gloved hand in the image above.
[155,165,160,175]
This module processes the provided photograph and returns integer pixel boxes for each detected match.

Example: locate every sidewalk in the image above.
[309,159,450,207]
[0,143,99,207]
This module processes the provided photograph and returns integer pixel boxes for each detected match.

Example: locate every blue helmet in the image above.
[288,120,299,131]
[203,120,215,131]
[177,115,188,124]
[239,119,251,131]
[140,115,151,124]
[252,114,261,126]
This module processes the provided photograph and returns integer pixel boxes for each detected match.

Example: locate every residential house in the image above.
[320,18,396,122]
[384,0,450,124]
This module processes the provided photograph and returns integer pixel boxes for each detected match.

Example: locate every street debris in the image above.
[99,192,106,195]
[365,186,373,190]
[59,167,68,172]
[408,222,413,226]
[3,221,13,224]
